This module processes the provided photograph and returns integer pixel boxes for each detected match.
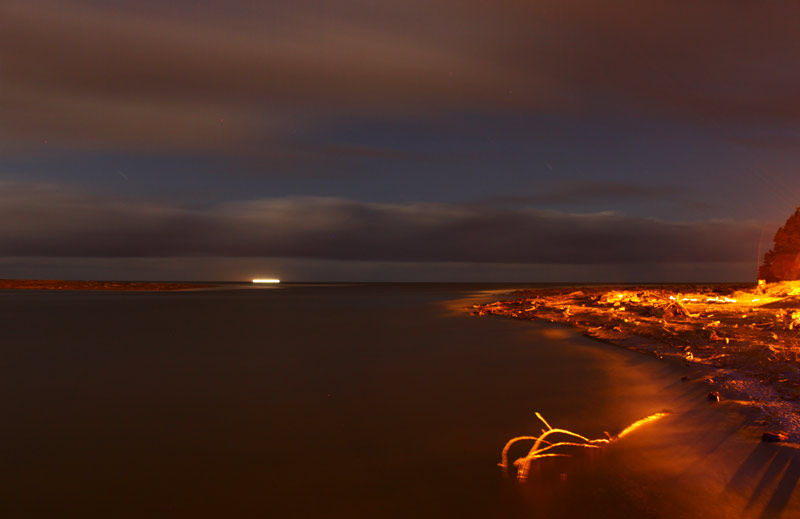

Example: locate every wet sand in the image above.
[2,284,798,517]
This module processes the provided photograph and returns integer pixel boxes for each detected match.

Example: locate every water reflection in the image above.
[1,284,798,518]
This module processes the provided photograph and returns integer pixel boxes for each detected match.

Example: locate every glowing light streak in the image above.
[252,279,281,284]
[616,412,670,438]
[704,296,737,303]
[500,410,669,482]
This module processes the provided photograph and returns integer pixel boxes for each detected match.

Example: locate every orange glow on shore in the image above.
[474,281,800,430]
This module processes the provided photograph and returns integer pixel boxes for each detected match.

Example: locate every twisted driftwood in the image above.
[500,411,669,482]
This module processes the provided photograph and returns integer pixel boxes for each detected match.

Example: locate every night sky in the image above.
[3,0,800,282]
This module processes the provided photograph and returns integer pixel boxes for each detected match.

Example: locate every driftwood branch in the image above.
[500,411,669,482]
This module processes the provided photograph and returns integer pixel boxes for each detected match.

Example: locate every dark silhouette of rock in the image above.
[760,208,800,282]
[707,391,720,402]
[762,431,788,442]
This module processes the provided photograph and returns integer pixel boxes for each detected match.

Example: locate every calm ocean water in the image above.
[1,284,795,517]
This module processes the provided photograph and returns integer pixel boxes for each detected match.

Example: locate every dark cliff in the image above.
[759,208,800,282]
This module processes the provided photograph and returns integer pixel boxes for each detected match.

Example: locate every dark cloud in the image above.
[0,182,764,264]
[4,1,794,282]
[3,0,800,153]
[0,256,759,283]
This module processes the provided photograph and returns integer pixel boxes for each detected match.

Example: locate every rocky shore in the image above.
[473,282,800,442]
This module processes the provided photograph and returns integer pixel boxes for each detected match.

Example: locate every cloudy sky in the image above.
[2,0,800,281]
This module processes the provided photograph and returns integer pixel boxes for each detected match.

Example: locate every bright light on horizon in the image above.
[252,279,281,284]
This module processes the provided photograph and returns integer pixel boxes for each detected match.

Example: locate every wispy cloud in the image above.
[0,182,763,263]
[484,182,686,206]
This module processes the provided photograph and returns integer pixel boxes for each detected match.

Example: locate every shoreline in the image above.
[0,279,216,291]
[455,287,800,516]
[472,283,800,443]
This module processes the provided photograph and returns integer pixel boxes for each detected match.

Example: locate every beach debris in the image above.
[499,411,669,482]
[707,391,720,402]
[663,300,693,319]
[761,431,789,442]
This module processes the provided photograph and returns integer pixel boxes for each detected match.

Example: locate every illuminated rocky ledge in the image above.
[474,281,800,441]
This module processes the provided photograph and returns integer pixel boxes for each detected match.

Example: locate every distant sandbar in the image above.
[0,279,214,291]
